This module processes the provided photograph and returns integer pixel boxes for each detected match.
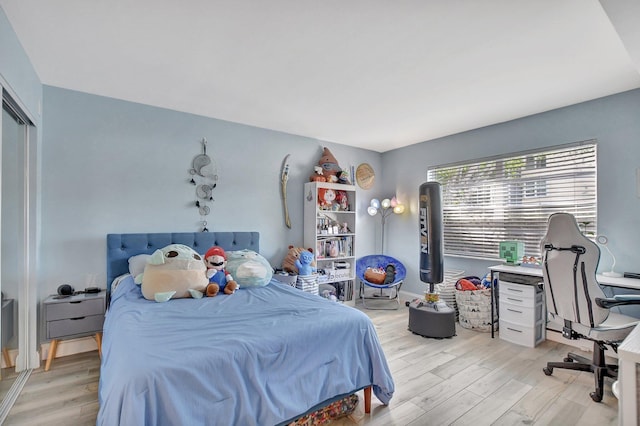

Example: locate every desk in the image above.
[488,264,640,339]
[618,323,640,426]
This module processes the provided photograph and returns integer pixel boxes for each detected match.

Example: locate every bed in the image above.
[97,232,394,425]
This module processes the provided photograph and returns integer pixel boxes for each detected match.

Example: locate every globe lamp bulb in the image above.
[393,204,405,214]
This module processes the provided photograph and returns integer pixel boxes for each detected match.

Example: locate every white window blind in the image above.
[427,141,597,259]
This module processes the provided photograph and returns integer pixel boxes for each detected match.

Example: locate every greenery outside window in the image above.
[427,141,597,259]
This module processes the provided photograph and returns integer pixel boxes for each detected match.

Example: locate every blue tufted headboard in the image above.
[106,232,259,299]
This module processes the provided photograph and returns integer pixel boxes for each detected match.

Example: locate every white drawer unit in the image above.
[498,274,545,347]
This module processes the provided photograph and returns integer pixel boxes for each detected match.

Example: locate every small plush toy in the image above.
[295,249,317,276]
[204,246,239,296]
[137,244,209,302]
[282,246,315,275]
[337,170,351,184]
[335,190,348,211]
[318,188,336,210]
[311,166,327,182]
[309,147,342,183]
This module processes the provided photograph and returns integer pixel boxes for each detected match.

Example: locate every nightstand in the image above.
[43,291,105,371]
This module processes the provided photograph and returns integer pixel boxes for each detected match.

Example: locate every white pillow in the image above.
[128,254,151,279]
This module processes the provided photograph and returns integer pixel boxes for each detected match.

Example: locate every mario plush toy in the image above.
[204,246,239,296]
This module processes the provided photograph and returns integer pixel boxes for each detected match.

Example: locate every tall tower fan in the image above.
[408,182,456,338]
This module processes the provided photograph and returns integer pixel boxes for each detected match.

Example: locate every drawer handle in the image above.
[507,288,523,293]
[506,297,523,303]
[507,327,522,333]
[70,317,86,320]
[507,308,522,314]
[70,301,82,304]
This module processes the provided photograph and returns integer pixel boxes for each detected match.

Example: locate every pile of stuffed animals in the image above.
[136,244,272,303]
[454,276,488,291]
[309,147,351,185]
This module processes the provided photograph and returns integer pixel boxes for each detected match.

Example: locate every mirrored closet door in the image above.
[0,95,27,400]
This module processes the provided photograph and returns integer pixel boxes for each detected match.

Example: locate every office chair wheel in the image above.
[543,367,553,376]
[590,391,602,402]
[563,357,573,363]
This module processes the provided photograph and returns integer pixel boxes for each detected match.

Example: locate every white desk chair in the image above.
[540,212,640,402]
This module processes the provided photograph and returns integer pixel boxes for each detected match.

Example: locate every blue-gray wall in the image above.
[381,89,640,297]
[41,86,382,296]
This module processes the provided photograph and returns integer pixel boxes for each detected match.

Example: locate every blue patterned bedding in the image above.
[97,276,394,425]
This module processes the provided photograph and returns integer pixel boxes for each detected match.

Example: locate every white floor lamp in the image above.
[367,196,405,253]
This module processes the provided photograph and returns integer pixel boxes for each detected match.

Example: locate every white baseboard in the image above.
[39,336,99,362]
[2,336,98,369]
[399,290,422,303]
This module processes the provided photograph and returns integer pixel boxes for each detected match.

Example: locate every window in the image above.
[427,141,597,259]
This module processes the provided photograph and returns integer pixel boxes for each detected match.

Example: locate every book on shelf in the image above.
[316,236,353,259]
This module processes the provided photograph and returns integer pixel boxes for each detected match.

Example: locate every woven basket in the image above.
[455,288,496,332]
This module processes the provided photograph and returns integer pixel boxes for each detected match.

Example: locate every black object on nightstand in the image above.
[43,291,105,371]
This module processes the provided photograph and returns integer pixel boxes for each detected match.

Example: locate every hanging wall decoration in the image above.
[280,154,292,228]
[189,138,218,232]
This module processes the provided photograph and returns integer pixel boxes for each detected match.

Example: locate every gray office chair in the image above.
[540,212,640,402]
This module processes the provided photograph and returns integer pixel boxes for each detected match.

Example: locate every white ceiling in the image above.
[2,0,640,153]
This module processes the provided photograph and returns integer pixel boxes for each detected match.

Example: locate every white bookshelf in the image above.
[303,182,356,304]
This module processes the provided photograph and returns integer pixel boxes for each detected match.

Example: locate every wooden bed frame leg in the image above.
[364,386,371,414]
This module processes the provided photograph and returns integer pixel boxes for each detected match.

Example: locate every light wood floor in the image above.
[2,303,619,425]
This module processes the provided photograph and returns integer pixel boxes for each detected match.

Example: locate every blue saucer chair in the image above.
[356,255,406,310]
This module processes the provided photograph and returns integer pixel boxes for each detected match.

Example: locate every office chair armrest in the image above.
[596,295,640,309]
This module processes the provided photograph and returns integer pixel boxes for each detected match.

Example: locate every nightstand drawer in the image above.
[47,314,104,339]
[46,297,105,321]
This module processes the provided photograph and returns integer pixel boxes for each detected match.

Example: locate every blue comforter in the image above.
[97,276,394,426]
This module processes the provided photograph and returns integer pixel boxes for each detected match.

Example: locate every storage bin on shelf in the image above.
[455,287,496,332]
[296,274,319,295]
